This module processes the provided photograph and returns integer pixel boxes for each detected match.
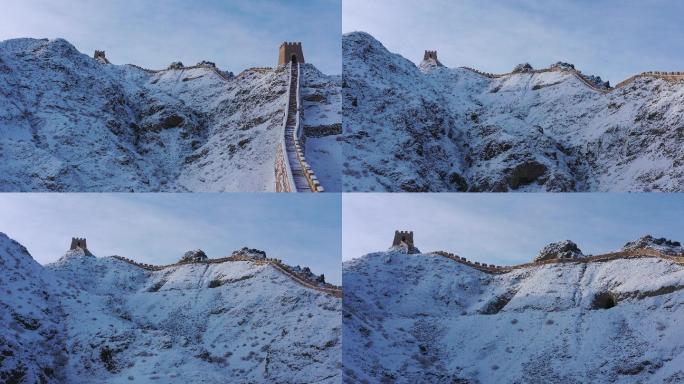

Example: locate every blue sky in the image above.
[343,0,684,85]
[0,194,342,284]
[343,194,684,265]
[0,0,341,74]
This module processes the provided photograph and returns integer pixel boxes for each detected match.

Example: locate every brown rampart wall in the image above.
[109,255,341,297]
[125,64,233,81]
[429,248,684,275]
[460,66,684,93]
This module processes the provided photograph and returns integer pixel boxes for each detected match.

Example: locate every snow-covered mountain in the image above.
[342,32,684,192]
[343,235,684,383]
[0,233,341,383]
[0,38,340,191]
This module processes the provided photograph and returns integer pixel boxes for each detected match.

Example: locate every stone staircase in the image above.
[285,63,313,192]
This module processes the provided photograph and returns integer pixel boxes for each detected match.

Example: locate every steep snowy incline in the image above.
[301,65,342,191]
[342,32,684,192]
[0,233,341,383]
[0,38,340,191]
[343,242,684,383]
[0,233,67,383]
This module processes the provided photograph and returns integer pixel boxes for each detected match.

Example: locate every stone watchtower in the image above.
[423,50,443,66]
[392,230,418,254]
[70,237,94,256]
[278,42,305,66]
[94,50,110,64]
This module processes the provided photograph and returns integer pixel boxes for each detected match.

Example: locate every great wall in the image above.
[390,231,684,275]
[93,44,325,193]
[459,65,684,93]
[274,42,324,192]
[108,254,342,298]
[429,247,684,274]
[418,48,684,93]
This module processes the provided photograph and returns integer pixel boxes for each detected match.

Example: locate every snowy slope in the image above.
[343,239,684,383]
[0,233,67,383]
[0,38,340,191]
[0,234,341,383]
[342,32,684,192]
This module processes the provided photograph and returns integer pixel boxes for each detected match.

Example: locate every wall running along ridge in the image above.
[110,255,342,297]
[459,66,684,93]
[430,247,684,274]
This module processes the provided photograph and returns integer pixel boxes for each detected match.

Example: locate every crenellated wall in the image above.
[276,61,325,192]
[459,65,684,93]
[429,248,684,275]
[124,63,233,81]
[109,254,341,297]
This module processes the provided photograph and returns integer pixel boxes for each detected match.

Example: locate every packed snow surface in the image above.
[343,246,684,383]
[0,38,340,191]
[342,32,684,192]
[0,233,341,383]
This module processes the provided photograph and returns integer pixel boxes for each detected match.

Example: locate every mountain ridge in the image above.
[342,31,684,192]
[0,37,340,192]
[0,232,341,383]
[343,234,684,383]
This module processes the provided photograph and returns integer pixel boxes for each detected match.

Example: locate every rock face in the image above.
[342,31,684,192]
[343,247,684,383]
[179,249,208,263]
[623,235,683,255]
[0,38,340,192]
[534,240,584,262]
[512,63,534,73]
[230,247,267,259]
[0,233,341,383]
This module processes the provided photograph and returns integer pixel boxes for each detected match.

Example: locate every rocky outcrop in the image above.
[230,247,267,259]
[534,240,584,262]
[179,249,208,263]
[623,235,683,256]
[512,63,534,73]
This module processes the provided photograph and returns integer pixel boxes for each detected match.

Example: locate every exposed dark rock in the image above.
[535,240,584,262]
[179,249,208,263]
[512,63,533,73]
[622,235,683,255]
[508,161,547,189]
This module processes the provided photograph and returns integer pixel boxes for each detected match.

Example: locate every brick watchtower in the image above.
[278,42,305,66]
[70,237,94,256]
[392,230,418,254]
[423,50,443,66]
[94,50,110,64]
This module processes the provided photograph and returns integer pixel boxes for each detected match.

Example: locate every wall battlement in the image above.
[109,253,341,297]
[459,65,684,93]
[429,248,684,275]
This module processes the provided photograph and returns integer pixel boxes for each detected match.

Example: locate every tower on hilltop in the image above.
[278,42,305,66]
[392,230,418,254]
[94,50,110,64]
[423,50,443,66]
[70,237,94,256]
